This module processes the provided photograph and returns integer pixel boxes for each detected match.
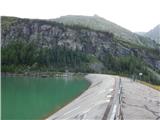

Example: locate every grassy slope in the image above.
[147,67,160,80]
[139,80,160,91]
[54,15,157,48]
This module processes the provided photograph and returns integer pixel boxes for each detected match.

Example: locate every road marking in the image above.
[94,99,110,106]
[106,95,112,98]
[47,95,111,120]
[63,106,80,115]
[82,108,92,114]
[56,98,110,120]
[110,104,117,120]
[81,109,91,120]
[64,108,90,120]
[109,88,113,92]
[106,99,110,102]
[82,113,87,120]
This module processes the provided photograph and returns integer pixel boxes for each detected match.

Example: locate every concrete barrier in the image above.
[102,77,124,120]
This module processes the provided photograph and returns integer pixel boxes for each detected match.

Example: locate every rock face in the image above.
[1,16,160,71]
[146,24,160,44]
[2,18,112,55]
[1,17,130,58]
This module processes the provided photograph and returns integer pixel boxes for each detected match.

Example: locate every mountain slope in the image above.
[53,15,157,48]
[145,24,160,44]
[1,16,160,85]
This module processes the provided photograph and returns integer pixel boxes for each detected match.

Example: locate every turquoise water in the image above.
[2,76,90,120]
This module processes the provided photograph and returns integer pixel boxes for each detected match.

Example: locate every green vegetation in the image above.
[114,35,160,52]
[100,54,160,85]
[1,39,92,73]
[54,15,157,48]
[101,55,142,74]
[1,16,18,30]
[1,16,160,85]
[138,80,160,91]
[2,39,160,85]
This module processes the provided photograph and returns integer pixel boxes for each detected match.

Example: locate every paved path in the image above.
[46,74,117,120]
[121,77,160,120]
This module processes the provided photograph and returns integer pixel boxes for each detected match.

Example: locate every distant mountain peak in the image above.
[145,24,160,44]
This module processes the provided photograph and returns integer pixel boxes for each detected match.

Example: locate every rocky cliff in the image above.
[2,17,113,56]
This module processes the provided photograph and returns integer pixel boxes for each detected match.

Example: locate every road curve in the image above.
[46,74,118,120]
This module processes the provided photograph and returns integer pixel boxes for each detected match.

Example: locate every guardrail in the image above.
[102,77,124,120]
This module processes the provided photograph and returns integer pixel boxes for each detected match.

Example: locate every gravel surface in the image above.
[121,77,160,120]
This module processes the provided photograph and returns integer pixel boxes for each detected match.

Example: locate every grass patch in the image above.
[138,80,160,91]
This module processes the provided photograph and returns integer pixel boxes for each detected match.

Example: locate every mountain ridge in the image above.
[146,24,160,44]
[53,15,158,48]
[1,16,160,85]
[136,24,160,44]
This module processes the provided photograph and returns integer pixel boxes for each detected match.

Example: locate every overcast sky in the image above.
[1,0,160,32]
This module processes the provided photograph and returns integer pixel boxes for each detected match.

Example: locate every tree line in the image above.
[1,39,91,72]
[2,39,160,85]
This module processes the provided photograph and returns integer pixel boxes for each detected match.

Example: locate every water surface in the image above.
[2,76,90,120]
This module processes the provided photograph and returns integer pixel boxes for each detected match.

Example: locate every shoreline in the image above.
[46,74,116,120]
[2,73,117,120]
[43,76,92,119]
[1,72,86,78]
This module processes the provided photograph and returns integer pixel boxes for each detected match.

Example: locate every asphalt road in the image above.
[46,74,117,120]
[121,77,160,120]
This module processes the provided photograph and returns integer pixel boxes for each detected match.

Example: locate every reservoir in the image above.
[2,76,90,120]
